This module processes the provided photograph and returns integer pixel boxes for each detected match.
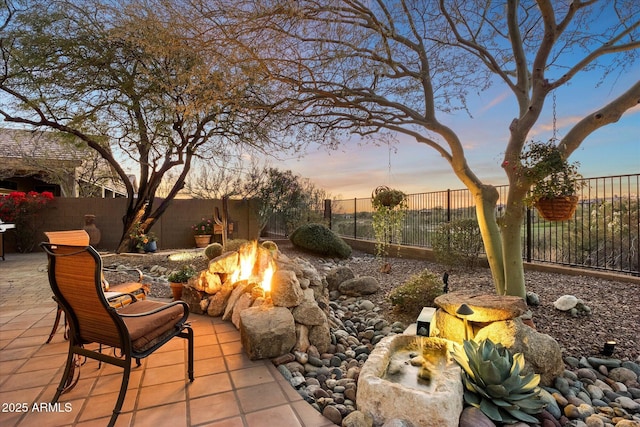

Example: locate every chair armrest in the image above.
[106,292,138,307]
[118,301,189,321]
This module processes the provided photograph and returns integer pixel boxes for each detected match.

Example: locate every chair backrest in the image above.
[41,243,125,349]
[45,230,91,246]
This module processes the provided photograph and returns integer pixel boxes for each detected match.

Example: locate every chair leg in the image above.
[53,346,77,402]
[46,306,63,344]
[186,327,194,382]
[109,357,131,427]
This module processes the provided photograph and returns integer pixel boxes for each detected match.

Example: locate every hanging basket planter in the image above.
[372,186,406,208]
[534,195,578,221]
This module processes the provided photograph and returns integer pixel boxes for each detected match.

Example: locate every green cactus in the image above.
[204,243,224,260]
[451,338,546,424]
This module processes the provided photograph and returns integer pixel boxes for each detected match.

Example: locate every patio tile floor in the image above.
[0,252,335,427]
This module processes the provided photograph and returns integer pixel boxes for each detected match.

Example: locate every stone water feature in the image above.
[357,335,463,427]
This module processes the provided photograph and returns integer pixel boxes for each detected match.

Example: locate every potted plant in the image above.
[519,140,584,221]
[129,222,157,253]
[167,265,197,301]
[371,186,408,272]
[192,217,214,248]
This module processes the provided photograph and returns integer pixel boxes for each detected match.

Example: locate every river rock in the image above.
[553,295,579,311]
[459,407,496,427]
[609,367,638,385]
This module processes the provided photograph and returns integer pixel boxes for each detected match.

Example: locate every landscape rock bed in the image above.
[103,241,639,426]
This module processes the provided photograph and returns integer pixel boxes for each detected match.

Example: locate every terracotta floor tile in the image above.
[187,372,232,398]
[223,353,263,371]
[195,343,223,360]
[189,391,240,425]
[194,355,227,377]
[137,380,186,409]
[196,416,245,427]
[236,382,287,413]
[2,367,59,391]
[220,341,243,356]
[134,401,187,427]
[229,366,275,389]
[244,405,302,427]
[216,330,241,344]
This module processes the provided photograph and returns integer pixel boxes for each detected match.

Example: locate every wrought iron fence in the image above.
[262,174,639,275]
[327,174,639,276]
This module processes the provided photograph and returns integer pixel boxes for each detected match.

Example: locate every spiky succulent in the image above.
[451,338,546,424]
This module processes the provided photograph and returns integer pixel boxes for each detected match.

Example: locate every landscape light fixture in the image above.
[602,340,616,357]
[456,303,474,341]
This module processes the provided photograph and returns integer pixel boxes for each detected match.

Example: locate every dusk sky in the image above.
[280,69,640,200]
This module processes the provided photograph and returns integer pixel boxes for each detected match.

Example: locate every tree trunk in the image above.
[500,203,527,299]
[473,185,506,295]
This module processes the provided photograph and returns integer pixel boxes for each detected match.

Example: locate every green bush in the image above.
[167,265,197,283]
[289,223,352,258]
[388,269,443,318]
[432,218,483,268]
[224,238,249,252]
[204,243,224,260]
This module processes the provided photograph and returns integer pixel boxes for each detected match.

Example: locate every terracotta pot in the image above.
[170,282,184,301]
[534,195,579,221]
[83,214,101,246]
[194,234,211,248]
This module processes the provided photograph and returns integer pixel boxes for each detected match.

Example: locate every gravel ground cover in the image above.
[103,240,639,363]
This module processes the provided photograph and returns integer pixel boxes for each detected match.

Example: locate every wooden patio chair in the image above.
[41,242,194,427]
[44,230,149,343]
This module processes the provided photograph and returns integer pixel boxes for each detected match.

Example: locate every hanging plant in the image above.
[516,140,584,221]
[371,186,407,270]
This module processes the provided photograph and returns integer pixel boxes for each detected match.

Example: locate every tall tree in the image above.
[230,0,640,297]
[0,0,296,252]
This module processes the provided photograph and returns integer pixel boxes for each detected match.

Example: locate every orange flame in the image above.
[229,241,276,294]
[261,260,275,293]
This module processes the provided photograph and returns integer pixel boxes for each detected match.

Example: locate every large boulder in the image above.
[239,306,296,360]
[326,266,355,291]
[339,276,380,296]
[473,317,564,386]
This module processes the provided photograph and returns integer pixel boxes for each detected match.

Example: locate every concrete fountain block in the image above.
[357,335,463,427]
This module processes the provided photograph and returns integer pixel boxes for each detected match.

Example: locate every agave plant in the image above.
[451,338,546,424]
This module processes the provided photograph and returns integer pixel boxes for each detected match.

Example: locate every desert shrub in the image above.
[388,269,443,318]
[432,218,483,268]
[289,223,352,258]
[224,238,249,252]
[204,243,224,260]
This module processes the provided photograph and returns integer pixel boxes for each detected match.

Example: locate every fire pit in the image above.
[357,335,463,427]
[181,241,331,359]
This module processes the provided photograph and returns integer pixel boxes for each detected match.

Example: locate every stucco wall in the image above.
[2,197,261,253]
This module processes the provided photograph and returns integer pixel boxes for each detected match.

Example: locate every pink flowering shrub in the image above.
[191,217,213,235]
[0,191,55,252]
